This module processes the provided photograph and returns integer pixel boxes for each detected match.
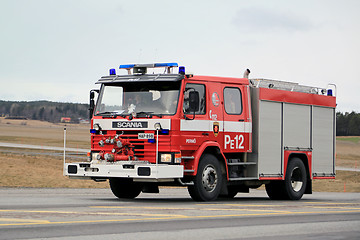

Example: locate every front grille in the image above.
[91,130,171,163]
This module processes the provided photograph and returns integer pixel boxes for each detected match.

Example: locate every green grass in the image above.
[336,136,360,144]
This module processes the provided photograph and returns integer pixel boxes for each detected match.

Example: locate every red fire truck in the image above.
[64,63,336,201]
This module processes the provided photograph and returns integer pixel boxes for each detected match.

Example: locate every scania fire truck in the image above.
[64,62,336,201]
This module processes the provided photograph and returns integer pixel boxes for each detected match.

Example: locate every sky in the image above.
[1,0,359,112]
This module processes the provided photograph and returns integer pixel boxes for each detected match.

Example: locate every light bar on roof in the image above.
[119,62,178,69]
[154,63,178,67]
[119,64,135,69]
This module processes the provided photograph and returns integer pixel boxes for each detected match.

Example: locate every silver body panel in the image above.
[312,106,336,176]
[250,87,335,178]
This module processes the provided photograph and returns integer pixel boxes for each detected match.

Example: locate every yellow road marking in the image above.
[304,202,360,205]
[201,208,293,213]
[197,209,360,218]
[0,209,186,218]
[197,204,285,207]
[311,206,360,210]
[91,206,291,213]
[2,201,359,227]
[0,218,50,223]
[91,206,195,210]
[1,209,360,227]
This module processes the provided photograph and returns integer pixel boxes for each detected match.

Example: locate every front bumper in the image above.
[64,161,184,182]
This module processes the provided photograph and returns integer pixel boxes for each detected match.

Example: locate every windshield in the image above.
[95,81,181,116]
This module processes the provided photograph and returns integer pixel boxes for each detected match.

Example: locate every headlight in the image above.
[159,153,182,164]
[91,152,100,161]
[160,154,172,163]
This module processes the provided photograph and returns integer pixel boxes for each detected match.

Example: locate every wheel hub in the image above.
[290,167,303,192]
[202,165,218,192]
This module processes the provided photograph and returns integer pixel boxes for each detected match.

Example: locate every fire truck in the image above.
[64,62,336,201]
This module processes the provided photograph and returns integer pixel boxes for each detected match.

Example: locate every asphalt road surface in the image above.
[0,188,359,240]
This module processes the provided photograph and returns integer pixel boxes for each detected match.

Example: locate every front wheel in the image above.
[109,178,142,199]
[187,154,223,201]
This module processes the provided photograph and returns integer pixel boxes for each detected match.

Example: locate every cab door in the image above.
[180,82,209,151]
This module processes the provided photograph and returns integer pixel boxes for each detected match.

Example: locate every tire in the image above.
[283,158,307,200]
[187,154,223,201]
[109,178,142,199]
[265,181,285,200]
[219,186,238,199]
[266,158,307,200]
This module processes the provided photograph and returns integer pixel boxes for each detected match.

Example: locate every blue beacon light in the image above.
[179,66,185,75]
[109,68,116,75]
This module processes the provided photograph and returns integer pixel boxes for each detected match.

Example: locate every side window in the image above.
[224,87,242,115]
[183,83,206,115]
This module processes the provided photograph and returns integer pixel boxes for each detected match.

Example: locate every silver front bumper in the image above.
[64,161,184,182]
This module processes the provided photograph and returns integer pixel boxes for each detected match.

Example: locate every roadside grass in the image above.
[313,171,360,192]
[0,117,90,148]
[0,151,107,189]
[337,136,360,144]
[336,136,360,169]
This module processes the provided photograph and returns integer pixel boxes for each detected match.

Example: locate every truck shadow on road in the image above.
[89,196,273,204]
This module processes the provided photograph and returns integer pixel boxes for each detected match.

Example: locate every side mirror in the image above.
[89,90,99,119]
[189,91,200,112]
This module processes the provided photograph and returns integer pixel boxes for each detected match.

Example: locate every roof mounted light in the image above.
[154,63,178,67]
[109,68,116,75]
[133,66,147,75]
[179,66,185,75]
[119,64,135,69]
[119,62,179,75]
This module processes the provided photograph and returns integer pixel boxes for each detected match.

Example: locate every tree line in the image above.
[336,111,360,136]
[0,100,89,123]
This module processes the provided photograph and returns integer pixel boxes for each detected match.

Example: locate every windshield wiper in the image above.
[96,111,125,117]
[136,111,154,118]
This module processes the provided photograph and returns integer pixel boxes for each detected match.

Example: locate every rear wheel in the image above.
[109,178,142,199]
[188,154,223,201]
[265,158,307,200]
[283,158,307,200]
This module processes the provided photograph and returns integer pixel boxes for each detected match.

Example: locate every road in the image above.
[0,142,88,153]
[0,188,359,240]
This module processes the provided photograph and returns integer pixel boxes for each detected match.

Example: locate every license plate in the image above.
[138,133,155,139]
